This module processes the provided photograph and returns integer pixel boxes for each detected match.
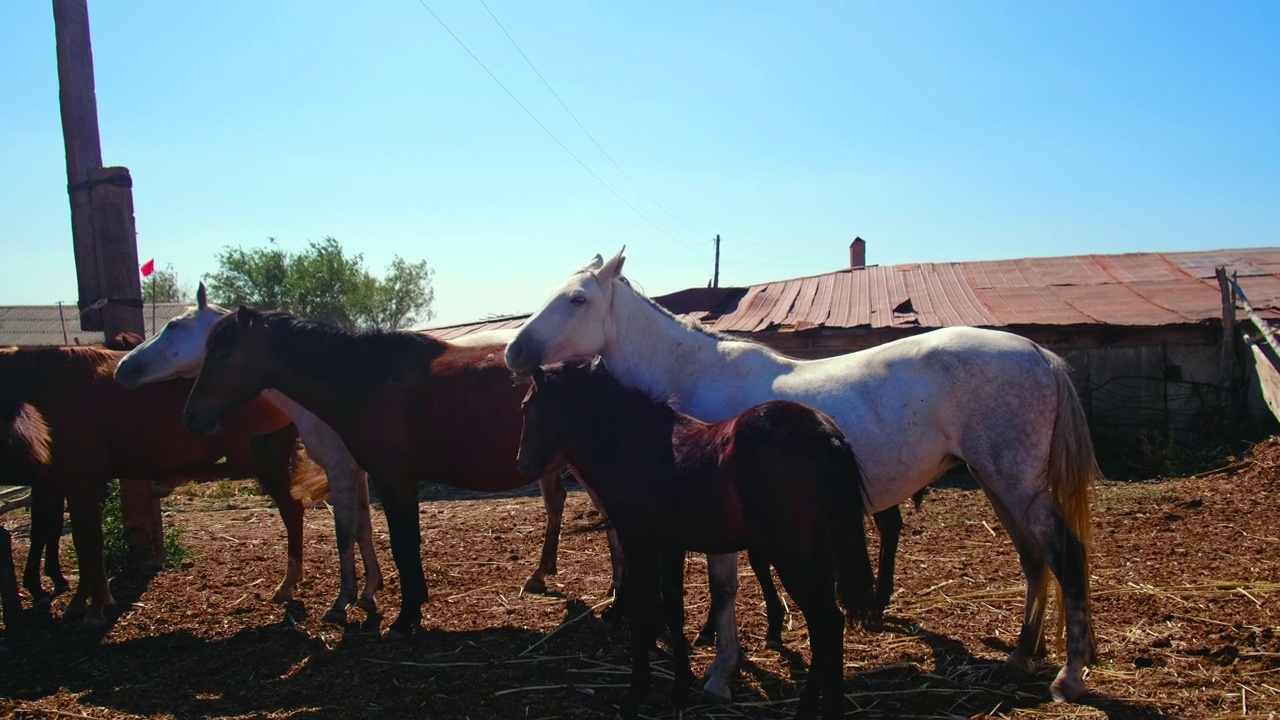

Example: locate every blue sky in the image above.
[3,1,1277,326]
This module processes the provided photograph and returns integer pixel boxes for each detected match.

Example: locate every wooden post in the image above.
[712,234,721,289]
[1216,267,1238,405]
[53,0,106,331]
[53,0,162,562]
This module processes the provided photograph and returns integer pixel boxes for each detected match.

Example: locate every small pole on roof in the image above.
[712,234,721,289]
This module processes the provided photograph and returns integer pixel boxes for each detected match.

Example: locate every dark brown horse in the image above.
[0,344,311,628]
[182,307,621,639]
[516,359,876,720]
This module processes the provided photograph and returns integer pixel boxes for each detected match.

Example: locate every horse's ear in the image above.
[599,247,626,281]
[584,254,604,272]
[235,306,255,328]
[531,365,545,385]
[196,282,208,309]
[589,355,608,374]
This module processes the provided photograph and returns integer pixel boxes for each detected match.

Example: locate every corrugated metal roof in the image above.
[701,248,1280,333]
[0,304,190,346]
[423,247,1280,339]
[427,316,527,341]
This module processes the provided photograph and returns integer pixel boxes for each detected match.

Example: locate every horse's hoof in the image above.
[764,636,785,652]
[1050,669,1086,703]
[355,597,377,614]
[599,604,627,630]
[699,686,732,705]
[321,608,348,625]
[523,577,548,594]
[270,589,294,604]
[1005,651,1037,676]
[79,615,107,632]
[694,630,716,647]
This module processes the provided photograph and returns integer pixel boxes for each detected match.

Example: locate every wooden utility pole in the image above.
[53,0,161,562]
[712,234,721,289]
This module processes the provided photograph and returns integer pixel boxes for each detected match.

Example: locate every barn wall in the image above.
[739,323,1253,443]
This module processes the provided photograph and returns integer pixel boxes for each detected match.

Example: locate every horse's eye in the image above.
[569,295,586,306]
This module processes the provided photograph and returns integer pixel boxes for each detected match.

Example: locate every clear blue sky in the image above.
[3,1,1277,326]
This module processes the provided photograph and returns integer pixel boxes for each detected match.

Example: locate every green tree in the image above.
[142,265,189,303]
[203,237,434,329]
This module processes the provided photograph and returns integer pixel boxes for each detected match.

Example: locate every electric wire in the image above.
[476,0,709,244]
[413,0,698,251]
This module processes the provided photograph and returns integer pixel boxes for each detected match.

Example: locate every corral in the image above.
[2,439,1278,719]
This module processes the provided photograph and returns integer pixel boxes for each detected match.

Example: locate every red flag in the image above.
[140,259,155,277]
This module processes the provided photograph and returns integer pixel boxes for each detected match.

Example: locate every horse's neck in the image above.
[261,324,412,434]
[560,389,678,487]
[603,286,792,420]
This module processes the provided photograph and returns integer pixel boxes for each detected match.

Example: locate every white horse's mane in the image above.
[615,274,771,349]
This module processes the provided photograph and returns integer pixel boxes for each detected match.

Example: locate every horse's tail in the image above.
[1,397,52,469]
[1039,347,1102,651]
[288,445,330,506]
[827,425,878,626]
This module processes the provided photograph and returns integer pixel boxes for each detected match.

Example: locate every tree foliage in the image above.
[203,237,434,330]
[142,265,189,304]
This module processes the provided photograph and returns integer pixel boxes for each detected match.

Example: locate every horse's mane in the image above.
[546,359,681,423]
[247,310,449,378]
[615,275,774,350]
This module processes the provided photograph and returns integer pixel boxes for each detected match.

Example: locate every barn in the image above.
[0,303,189,347]
[432,244,1280,448]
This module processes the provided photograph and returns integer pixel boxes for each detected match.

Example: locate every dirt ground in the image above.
[2,439,1279,720]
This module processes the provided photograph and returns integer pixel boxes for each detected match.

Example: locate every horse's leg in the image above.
[524,471,567,594]
[772,557,845,720]
[699,552,741,704]
[63,482,112,629]
[580,482,628,627]
[251,429,306,604]
[984,485,1093,702]
[658,545,693,706]
[872,506,902,618]
[43,489,69,596]
[617,543,660,720]
[322,464,360,624]
[353,468,383,614]
[371,473,426,640]
[747,547,785,649]
[0,525,21,627]
[23,482,56,602]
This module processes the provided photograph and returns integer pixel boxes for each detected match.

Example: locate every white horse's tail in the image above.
[1039,348,1102,651]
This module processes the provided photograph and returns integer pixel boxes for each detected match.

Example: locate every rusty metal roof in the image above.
[425,247,1280,339]
[427,316,527,341]
[702,247,1280,333]
[0,303,190,346]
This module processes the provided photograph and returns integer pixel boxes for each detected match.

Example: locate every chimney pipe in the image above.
[850,236,866,269]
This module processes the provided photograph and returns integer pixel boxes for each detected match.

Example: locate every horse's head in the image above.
[504,248,626,374]
[115,283,228,390]
[515,359,604,477]
[183,305,272,435]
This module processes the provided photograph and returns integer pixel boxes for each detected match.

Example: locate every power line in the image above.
[413,0,697,251]
[476,0,709,244]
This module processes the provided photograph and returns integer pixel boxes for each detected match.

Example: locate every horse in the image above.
[516,359,875,720]
[115,285,594,622]
[504,249,1102,703]
[181,306,622,640]
[0,344,314,628]
[115,284,386,623]
[17,331,149,606]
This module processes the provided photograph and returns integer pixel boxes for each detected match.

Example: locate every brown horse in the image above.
[17,332,147,604]
[182,307,621,640]
[516,359,876,720]
[0,344,310,628]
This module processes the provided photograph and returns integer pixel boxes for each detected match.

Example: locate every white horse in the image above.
[114,285,583,623]
[505,249,1100,704]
